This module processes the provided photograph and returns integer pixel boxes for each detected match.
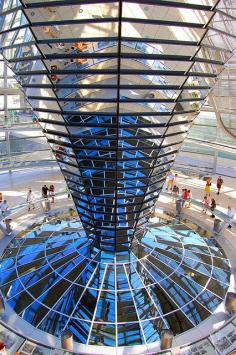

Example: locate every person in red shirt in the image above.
[181,189,189,208]
[183,190,189,200]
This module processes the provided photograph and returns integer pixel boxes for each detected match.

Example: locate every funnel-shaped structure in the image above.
[0,0,235,351]
[1,0,235,252]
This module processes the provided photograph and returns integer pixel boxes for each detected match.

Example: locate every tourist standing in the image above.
[202,196,209,214]
[204,178,212,197]
[174,173,178,185]
[210,198,216,218]
[42,185,49,199]
[226,206,235,229]
[66,185,71,199]
[182,189,189,208]
[216,176,223,195]
[172,185,179,202]
[49,184,55,203]
[26,189,35,211]
[167,171,175,192]
[186,190,192,208]
[0,200,9,216]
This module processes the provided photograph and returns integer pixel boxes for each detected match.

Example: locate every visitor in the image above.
[172,185,179,202]
[204,178,212,197]
[216,176,223,195]
[0,341,6,354]
[180,189,186,208]
[166,171,175,192]
[55,144,65,160]
[0,200,9,216]
[42,185,49,199]
[0,192,3,203]
[4,218,12,236]
[202,196,209,214]
[210,198,216,218]
[186,190,192,208]
[176,198,182,216]
[174,173,178,185]
[26,189,35,211]
[32,115,39,125]
[226,206,235,229]
[182,189,189,208]
[66,185,71,199]
[49,184,55,203]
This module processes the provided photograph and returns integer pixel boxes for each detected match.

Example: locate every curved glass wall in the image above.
[0,57,54,170]
[175,110,236,177]
[212,53,236,139]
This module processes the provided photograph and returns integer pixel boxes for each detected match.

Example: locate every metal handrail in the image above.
[0,191,73,235]
[161,190,236,226]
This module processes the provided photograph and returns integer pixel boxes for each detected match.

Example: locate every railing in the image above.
[0,191,73,236]
[161,191,236,229]
[0,311,235,354]
[0,158,56,172]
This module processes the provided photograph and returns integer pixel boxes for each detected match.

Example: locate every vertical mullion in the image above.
[123,264,147,345]
[114,0,123,251]
[86,263,108,344]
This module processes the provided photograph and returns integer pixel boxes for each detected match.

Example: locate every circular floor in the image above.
[0,214,231,347]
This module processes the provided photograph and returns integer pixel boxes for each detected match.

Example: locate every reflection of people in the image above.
[55,141,65,160]
[72,42,88,51]
[4,218,12,236]
[104,302,110,321]
[50,74,59,83]
[70,58,88,65]
[43,25,59,39]
[32,115,38,125]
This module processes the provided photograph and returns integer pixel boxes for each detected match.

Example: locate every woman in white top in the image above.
[26,189,35,211]
[0,200,9,215]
